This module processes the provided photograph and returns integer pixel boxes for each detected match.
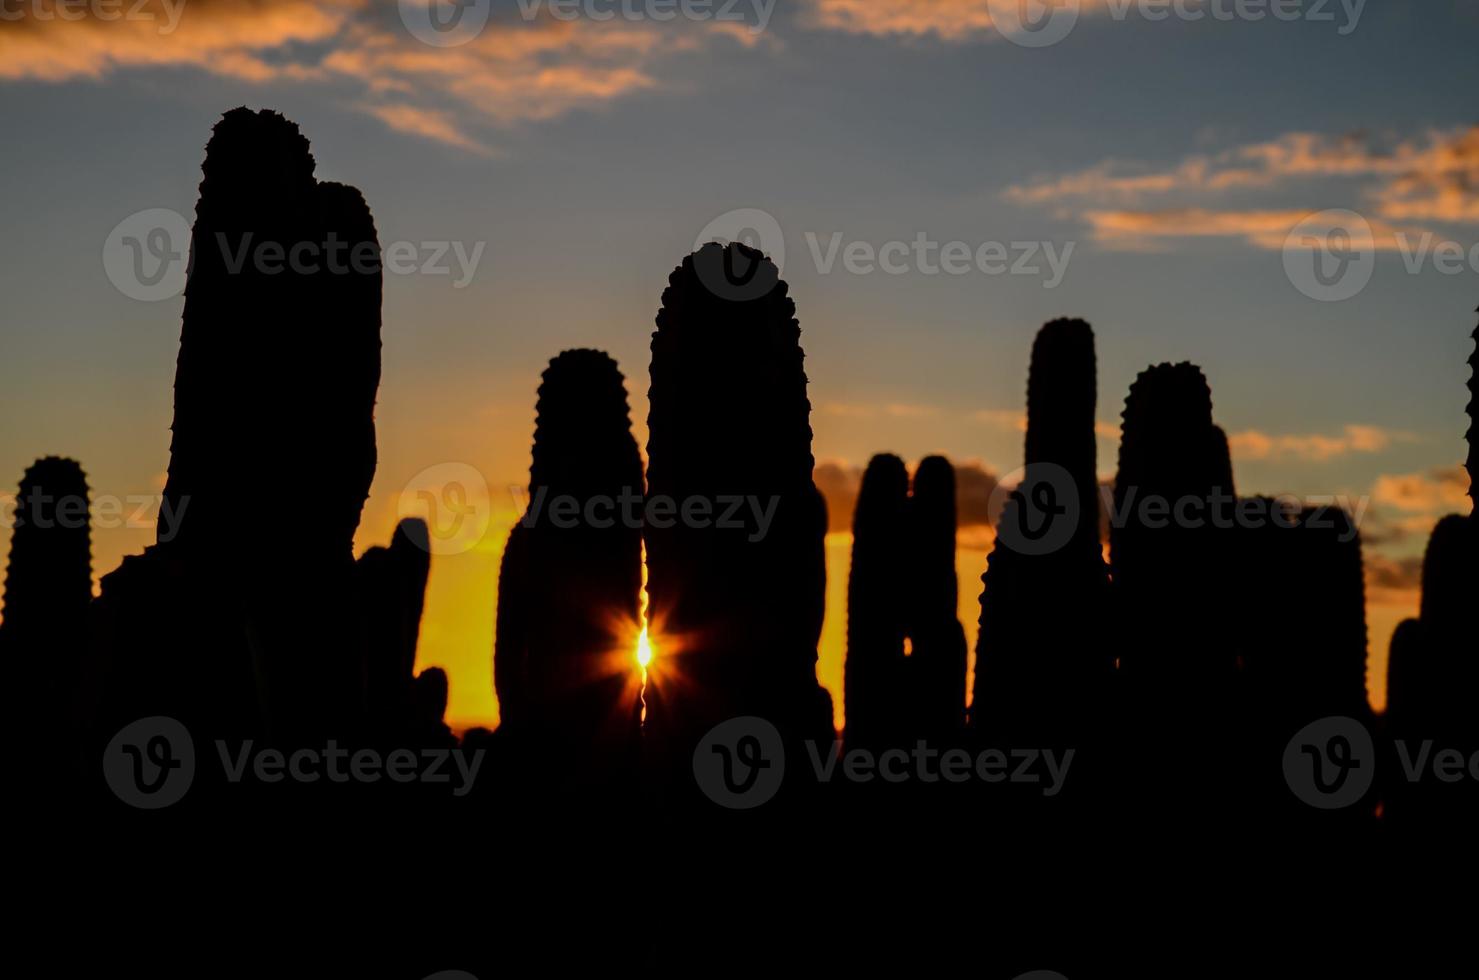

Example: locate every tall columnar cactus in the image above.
[1383,515,1478,824]
[1467,311,1476,508]
[844,454,910,751]
[0,457,93,676]
[974,320,1110,742]
[905,455,967,739]
[162,107,382,564]
[494,349,644,785]
[1413,515,1478,743]
[644,242,833,770]
[94,108,382,743]
[356,518,432,740]
[1111,361,1236,692]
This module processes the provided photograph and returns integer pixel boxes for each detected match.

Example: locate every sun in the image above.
[636,623,654,669]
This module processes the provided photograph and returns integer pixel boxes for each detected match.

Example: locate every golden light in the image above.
[636,623,654,669]
[635,540,655,676]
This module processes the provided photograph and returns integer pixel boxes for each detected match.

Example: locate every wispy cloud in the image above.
[0,1,757,151]
[1006,126,1479,249]
[805,0,1114,43]
[1371,464,1471,513]
[1226,424,1416,463]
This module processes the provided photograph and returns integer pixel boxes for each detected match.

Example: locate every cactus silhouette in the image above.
[161,107,381,563]
[644,242,833,787]
[974,320,1110,744]
[1468,310,1477,508]
[1413,515,1478,742]
[93,108,382,744]
[1240,504,1369,723]
[493,349,644,788]
[1111,361,1236,688]
[843,454,910,752]
[905,455,967,740]
[1,458,93,715]
[1384,515,1478,824]
[356,518,432,740]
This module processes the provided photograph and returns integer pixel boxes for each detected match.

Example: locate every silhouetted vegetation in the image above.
[904,455,967,741]
[356,517,432,741]
[844,453,910,752]
[92,107,383,747]
[975,319,1110,747]
[4,108,1474,860]
[493,348,644,789]
[643,242,833,793]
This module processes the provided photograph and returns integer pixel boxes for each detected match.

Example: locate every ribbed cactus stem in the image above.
[844,454,909,750]
[1024,318,1101,556]
[1466,311,1476,509]
[974,320,1109,738]
[1111,361,1235,687]
[162,107,381,565]
[519,349,643,710]
[906,455,967,737]
[0,457,92,656]
[356,517,431,736]
[645,242,832,754]
[493,349,644,783]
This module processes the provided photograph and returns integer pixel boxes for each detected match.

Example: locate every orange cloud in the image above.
[0,1,751,150]
[806,0,1114,42]
[362,103,495,155]
[0,0,354,82]
[1371,465,1471,513]
[1364,552,1423,605]
[1008,126,1479,249]
[1226,425,1415,463]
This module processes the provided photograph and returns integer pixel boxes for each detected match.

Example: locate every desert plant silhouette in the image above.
[1384,514,1478,823]
[92,107,382,747]
[1112,362,1236,687]
[843,453,910,752]
[974,320,1110,748]
[643,242,833,795]
[356,517,432,741]
[1,457,92,663]
[2,457,93,780]
[904,455,968,741]
[1468,310,1477,506]
[1109,361,1240,808]
[493,349,644,790]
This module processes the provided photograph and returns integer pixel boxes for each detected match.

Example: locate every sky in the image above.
[1,0,1476,728]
